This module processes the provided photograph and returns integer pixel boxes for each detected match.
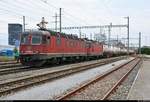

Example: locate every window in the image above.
[42,35,47,44]
[86,43,90,48]
[42,35,50,44]
[56,34,61,45]
[47,36,50,44]
[32,35,41,44]
[21,34,29,44]
[69,41,74,47]
[81,42,85,48]
[42,35,51,44]
[65,37,68,47]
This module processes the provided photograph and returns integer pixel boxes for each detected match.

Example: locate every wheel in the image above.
[21,60,46,67]
[31,60,46,67]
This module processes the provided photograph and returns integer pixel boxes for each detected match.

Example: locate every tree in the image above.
[141,47,150,55]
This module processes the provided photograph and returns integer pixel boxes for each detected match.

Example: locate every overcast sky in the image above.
[0,0,150,47]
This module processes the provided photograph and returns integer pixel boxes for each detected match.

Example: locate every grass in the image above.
[0,56,15,62]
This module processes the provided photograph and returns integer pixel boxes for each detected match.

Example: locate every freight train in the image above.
[19,18,134,67]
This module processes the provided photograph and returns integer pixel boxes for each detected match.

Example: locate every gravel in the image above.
[63,58,138,100]
[107,60,142,100]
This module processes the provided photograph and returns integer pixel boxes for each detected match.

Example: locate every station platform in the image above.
[128,58,150,100]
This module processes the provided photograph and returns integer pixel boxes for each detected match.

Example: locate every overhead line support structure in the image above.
[50,24,127,30]
[52,13,59,32]
[108,23,112,47]
[124,16,130,56]
[23,16,25,32]
[139,32,141,54]
[59,8,62,33]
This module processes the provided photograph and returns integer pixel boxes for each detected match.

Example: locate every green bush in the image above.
[141,48,150,55]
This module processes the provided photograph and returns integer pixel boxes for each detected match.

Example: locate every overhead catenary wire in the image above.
[0,10,22,19]
[40,0,90,26]
[39,0,59,10]
[0,0,50,23]
[62,10,90,25]
[62,16,85,26]
[0,0,50,17]
[0,4,41,21]
[15,0,52,15]
[0,7,38,22]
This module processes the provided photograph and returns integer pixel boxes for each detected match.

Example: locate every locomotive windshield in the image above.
[32,35,41,45]
[21,34,30,44]
[21,31,50,45]
[21,32,42,45]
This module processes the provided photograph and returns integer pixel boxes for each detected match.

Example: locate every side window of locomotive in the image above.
[92,45,94,51]
[66,36,69,47]
[82,42,86,48]
[74,41,77,47]
[86,43,90,48]
[42,35,50,45]
[42,35,47,44]
[56,34,61,45]
[81,42,84,48]
[32,35,41,44]
[47,36,50,44]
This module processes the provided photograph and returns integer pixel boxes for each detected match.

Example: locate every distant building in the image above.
[8,24,22,45]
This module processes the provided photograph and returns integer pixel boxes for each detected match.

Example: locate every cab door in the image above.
[42,35,50,53]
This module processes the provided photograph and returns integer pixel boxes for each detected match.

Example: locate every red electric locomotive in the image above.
[19,30,103,67]
[19,18,103,67]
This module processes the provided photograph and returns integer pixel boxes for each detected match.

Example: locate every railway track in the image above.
[0,56,126,77]
[0,66,32,75]
[56,57,141,100]
[0,63,21,69]
[0,56,126,97]
[0,61,17,65]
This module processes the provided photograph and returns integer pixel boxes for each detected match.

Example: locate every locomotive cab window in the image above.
[21,34,30,44]
[32,35,41,45]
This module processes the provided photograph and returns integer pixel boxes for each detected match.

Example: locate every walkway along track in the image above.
[0,56,126,97]
[57,57,141,100]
